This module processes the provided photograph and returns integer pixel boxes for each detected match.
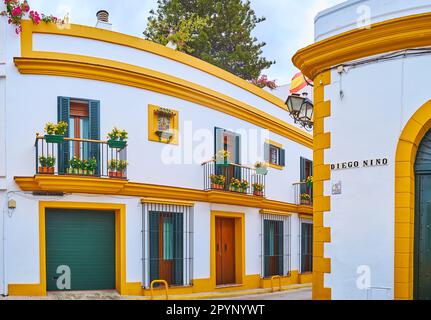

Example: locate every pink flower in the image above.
[11,6,22,16]
[29,10,41,24]
[22,0,30,13]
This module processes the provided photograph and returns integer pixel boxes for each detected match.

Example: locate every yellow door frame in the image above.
[395,99,431,299]
[210,211,245,289]
[9,201,127,296]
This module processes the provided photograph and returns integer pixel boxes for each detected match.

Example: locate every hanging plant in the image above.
[0,0,64,34]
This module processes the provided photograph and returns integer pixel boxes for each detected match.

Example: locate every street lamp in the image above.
[285,92,314,131]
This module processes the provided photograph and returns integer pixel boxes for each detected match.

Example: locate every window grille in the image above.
[142,202,194,288]
[260,213,291,278]
[299,218,313,273]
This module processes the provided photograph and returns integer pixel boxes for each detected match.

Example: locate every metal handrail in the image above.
[201,159,255,170]
[36,134,109,144]
[271,275,282,292]
[150,280,169,300]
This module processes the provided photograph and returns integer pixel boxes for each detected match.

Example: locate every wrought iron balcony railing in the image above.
[202,160,266,197]
[293,181,313,206]
[35,135,128,179]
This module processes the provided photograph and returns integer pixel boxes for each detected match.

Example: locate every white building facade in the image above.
[0,6,313,297]
[294,0,431,300]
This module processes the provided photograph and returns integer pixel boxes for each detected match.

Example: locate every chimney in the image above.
[96,10,112,30]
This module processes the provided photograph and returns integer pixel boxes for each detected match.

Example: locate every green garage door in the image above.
[46,209,116,291]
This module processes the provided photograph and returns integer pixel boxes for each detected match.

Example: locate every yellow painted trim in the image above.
[265,139,285,170]
[15,22,312,148]
[210,211,245,289]
[268,163,284,170]
[293,12,431,79]
[14,175,313,215]
[259,209,292,216]
[141,197,194,207]
[299,214,313,220]
[20,20,286,110]
[148,104,179,145]
[394,99,431,300]
[310,71,332,300]
[9,201,127,296]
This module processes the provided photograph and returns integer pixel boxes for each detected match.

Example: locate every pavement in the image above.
[0,285,312,301]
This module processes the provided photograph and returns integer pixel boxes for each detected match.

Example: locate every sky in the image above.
[29,0,346,84]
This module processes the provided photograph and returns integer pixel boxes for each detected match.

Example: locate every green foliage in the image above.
[144,0,275,80]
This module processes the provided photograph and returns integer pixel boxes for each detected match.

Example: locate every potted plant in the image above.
[38,156,47,174]
[210,174,225,190]
[46,156,56,174]
[239,180,249,193]
[86,157,97,176]
[44,121,68,143]
[215,150,231,166]
[300,193,311,205]
[107,127,128,149]
[80,159,89,175]
[155,129,175,142]
[255,161,268,175]
[306,176,313,189]
[229,178,241,192]
[117,160,128,179]
[68,156,81,175]
[252,183,264,196]
[108,159,117,178]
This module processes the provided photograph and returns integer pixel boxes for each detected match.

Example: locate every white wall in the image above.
[322,50,431,300]
[315,0,431,41]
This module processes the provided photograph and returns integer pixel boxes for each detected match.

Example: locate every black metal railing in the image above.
[35,135,128,179]
[202,160,266,197]
[293,182,312,206]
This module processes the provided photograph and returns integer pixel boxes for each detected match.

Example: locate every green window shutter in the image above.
[276,221,284,275]
[300,157,306,194]
[89,100,101,175]
[173,212,184,286]
[214,127,224,175]
[279,148,286,167]
[57,97,70,174]
[264,220,270,277]
[149,212,160,283]
[233,135,242,179]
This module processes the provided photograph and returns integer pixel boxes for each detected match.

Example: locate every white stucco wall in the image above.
[322,42,431,301]
[315,0,431,42]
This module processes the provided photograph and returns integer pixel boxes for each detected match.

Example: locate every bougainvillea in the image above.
[0,0,63,34]
[251,74,278,90]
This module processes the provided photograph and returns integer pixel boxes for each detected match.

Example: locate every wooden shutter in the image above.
[173,212,184,286]
[89,100,100,175]
[57,97,70,174]
[279,148,286,167]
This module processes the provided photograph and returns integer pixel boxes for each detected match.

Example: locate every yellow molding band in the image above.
[20,20,286,110]
[299,214,313,220]
[141,197,195,207]
[14,56,312,148]
[293,12,431,79]
[266,139,283,149]
[14,175,313,215]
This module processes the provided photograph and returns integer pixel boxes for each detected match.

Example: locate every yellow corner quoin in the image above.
[14,175,313,215]
[310,71,332,300]
[16,20,312,148]
[20,20,286,110]
[292,12,431,79]
[8,201,126,297]
[394,99,431,300]
[148,105,179,145]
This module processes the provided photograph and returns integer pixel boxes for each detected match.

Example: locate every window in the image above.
[265,140,285,169]
[261,213,291,278]
[142,202,193,287]
[300,157,313,196]
[300,219,313,273]
[148,105,179,145]
[214,127,241,180]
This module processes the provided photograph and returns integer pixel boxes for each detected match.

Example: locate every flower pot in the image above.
[47,167,55,174]
[253,190,264,197]
[72,168,79,175]
[39,167,47,174]
[109,171,116,178]
[300,199,311,205]
[211,184,224,190]
[88,170,95,176]
[255,167,268,175]
[117,170,126,179]
[45,134,64,143]
[108,139,127,149]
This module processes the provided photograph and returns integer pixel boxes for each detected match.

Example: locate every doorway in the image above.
[215,217,236,285]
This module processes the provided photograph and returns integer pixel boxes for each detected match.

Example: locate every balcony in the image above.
[202,160,266,197]
[293,181,312,206]
[35,135,128,179]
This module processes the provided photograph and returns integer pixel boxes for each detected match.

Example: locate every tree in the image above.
[144,0,275,81]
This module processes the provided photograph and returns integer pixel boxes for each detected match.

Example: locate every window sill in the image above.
[268,163,284,170]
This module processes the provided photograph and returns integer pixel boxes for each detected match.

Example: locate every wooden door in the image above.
[216,217,236,285]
